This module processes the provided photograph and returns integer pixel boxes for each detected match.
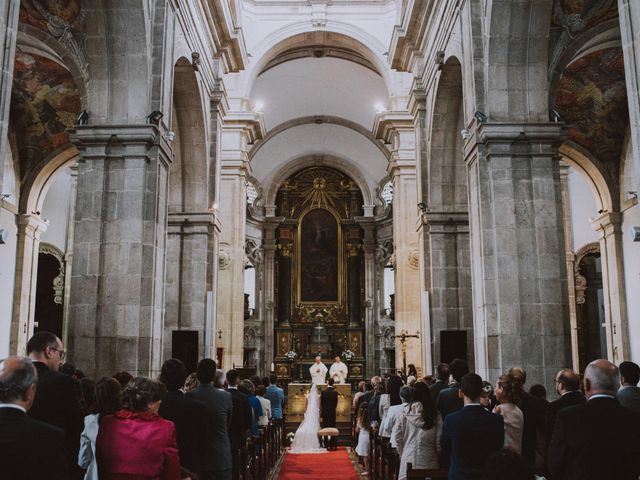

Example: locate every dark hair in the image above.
[256,385,266,396]
[239,379,254,395]
[226,369,240,386]
[113,371,133,388]
[449,359,469,382]
[358,402,370,431]
[59,363,76,376]
[413,381,437,430]
[26,331,58,354]
[375,381,386,395]
[407,364,418,377]
[268,373,277,385]
[0,357,37,402]
[74,369,85,380]
[196,359,217,383]
[460,373,483,400]
[79,378,96,414]
[557,368,581,392]
[262,376,271,387]
[497,372,524,405]
[508,367,527,386]
[364,382,374,391]
[436,363,450,381]
[327,378,335,386]
[160,358,188,391]
[94,377,122,417]
[483,448,534,480]
[250,375,262,387]
[620,361,640,386]
[387,374,403,406]
[528,384,546,401]
[121,377,166,412]
[399,385,414,403]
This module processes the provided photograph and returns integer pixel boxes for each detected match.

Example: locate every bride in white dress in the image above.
[289,384,326,453]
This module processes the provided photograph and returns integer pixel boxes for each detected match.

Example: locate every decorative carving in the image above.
[375,240,394,266]
[408,249,419,270]
[245,239,263,266]
[278,242,292,257]
[292,303,346,325]
[218,248,231,270]
[574,242,600,306]
[382,327,396,349]
[39,243,65,305]
[575,273,588,305]
[347,243,361,257]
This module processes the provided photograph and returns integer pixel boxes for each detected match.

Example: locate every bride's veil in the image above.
[289,383,325,453]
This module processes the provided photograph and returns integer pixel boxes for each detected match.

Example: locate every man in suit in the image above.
[320,378,339,450]
[545,368,585,448]
[159,358,207,478]
[509,367,546,467]
[265,373,285,425]
[440,373,505,480]
[430,363,450,403]
[548,359,640,480]
[0,356,69,480]
[436,358,469,419]
[188,359,233,480]
[617,361,640,413]
[26,331,84,478]
[226,369,253,480]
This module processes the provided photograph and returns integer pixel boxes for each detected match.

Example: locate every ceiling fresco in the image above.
[19,0,83,32]
[555,47,629,171]
[10,51,80,180]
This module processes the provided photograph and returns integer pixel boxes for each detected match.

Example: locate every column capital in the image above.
[17,214,48,239]
[591,211,623,237]
[420,211,469,233]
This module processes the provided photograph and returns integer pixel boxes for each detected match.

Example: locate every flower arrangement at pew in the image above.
[286,432,295,446]
[285,351,297,361]
[341,350,355,362]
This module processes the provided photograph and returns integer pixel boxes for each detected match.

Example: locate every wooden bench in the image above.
[406,463,449,480]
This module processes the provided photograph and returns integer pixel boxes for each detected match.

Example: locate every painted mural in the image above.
[19,0,83,33]
[300,209,339,302]
[10,51,80,180]
[555,48,629,168]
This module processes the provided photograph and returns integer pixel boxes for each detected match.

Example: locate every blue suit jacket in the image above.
[265,385,285,419]
[440,404,505,480]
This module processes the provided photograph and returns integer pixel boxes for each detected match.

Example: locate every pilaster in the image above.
[465,122,570,389]
[61,165,79,350]
[67,124,171,379]
[0,0,19,193]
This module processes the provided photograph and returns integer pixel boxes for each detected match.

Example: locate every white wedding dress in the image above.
[289,384,326,453]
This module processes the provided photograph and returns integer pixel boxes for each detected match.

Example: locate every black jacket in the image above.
[159,390,207,476]
[321,386,338,427]
[548,396,640,480]
[28,362,84,473]
[0,407,69,480]
[519,391,547,466]
[617,385,640,413]
[228,387,253,447]
[436,383,463,419]
[429,379,449,403]
[545,390,586,446]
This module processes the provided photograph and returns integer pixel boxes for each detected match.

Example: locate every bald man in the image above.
[545,368,585,447]
[0,356,69,480]
[548,359,640,480]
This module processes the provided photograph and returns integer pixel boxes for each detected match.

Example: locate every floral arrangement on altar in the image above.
[286,432,295,444]
[341,350,355,362]
[285,350,297,361]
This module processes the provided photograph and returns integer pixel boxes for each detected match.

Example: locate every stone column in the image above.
[277,230,293,327]
[61,164,79,349]
[0,0,19,192]
[67,125,171,379]
[165,212,215,360]
[262,219,282,370]
[347,241,362,328]
[10,214,48,355]
[466,122,570,387]
[357,220,378,377]
[591,212,630,363]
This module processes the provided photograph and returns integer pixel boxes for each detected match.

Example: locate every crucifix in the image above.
[395,330,420,376]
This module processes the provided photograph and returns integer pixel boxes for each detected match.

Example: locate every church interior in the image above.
[1,0,640,396]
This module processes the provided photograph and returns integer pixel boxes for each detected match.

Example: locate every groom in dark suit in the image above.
[321,378,339,450]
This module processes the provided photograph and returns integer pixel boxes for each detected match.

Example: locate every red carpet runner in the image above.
[278,447,359,480]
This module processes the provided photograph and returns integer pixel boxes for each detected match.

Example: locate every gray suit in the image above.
[188,384,233,480]
[617,385,640,413]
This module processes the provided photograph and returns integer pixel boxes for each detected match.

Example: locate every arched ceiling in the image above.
[251,123,388,192]
[250,56,388,131]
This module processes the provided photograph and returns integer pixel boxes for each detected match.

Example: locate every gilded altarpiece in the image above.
[274,167,365,381]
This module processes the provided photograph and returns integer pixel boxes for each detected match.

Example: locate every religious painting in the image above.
[300,208,339,302]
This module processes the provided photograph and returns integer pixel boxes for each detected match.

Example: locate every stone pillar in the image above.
[262,220,282,370]
[619,0,640,190]
[276,229,293,327]
[61,164,79,349]
[0,0,19,192]
[67,125,171,379]
[10,214,48,355]
[466,122,570,387]
[357,220,378,377]
[591,212,630,363]
[165,212,215,360]
[347,240,362,328]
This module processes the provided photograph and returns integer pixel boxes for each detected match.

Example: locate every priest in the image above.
[329,356,348,384]
[309,355,328,385]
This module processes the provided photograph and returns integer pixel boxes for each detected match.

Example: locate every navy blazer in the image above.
[617,385,640,414]
[440,404,505,480]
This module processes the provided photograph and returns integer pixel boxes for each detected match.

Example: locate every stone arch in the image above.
[482,0,554,121]
[262,155,374,211]
[239,25,395,98]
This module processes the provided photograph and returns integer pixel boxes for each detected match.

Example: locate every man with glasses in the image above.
[27,331,84,478]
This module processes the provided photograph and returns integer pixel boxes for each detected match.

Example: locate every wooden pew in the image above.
[406,463,448,480]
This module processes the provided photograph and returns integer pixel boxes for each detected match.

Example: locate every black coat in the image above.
[228,388,253,448]
[548,396,640,480]
[159,390,207,476]
[429,379,449,403]
[0,407,69,480]
[321,386,338,427]
[545,390,586,446]
[617,385,640,413]
[436,383,463,419]
[519,391,547,466]
[28,362,84,473]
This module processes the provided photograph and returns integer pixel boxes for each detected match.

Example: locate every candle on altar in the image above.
[271,362,275,372]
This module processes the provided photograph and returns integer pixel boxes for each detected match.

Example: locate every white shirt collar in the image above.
[0,403,27,414]
[588,394,615,400]
[464,403,482,407]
